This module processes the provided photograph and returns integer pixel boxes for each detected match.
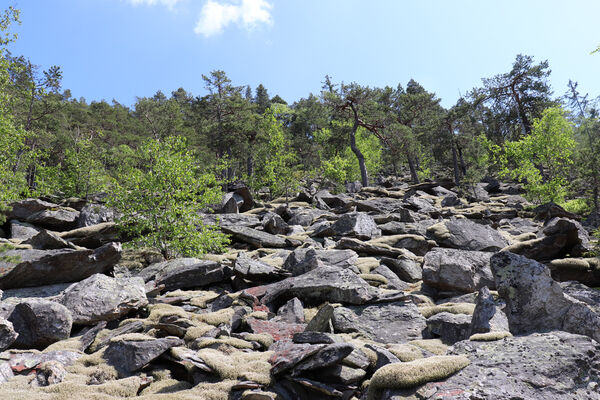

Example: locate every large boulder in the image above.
[490,251,600,342]
[6,199,58,221]
[234,252,287,282]
[422,248,494,293]
[7,300,72,349]
[58,222,120,249]
[312,213,381,240]
[26,207,80,231]
[77,203,115,227]
[138,258,229,291]
[408,332,600,400]
[0,242,122,289]
[427,219,508,251]
[221,226,288,248]
[282,248,359,276]
[103,335,183,377]
[332,302,426,343]
[0,319,18,351]
[426,312,472,344]
[59,274,148,325]
[261,266,378,307]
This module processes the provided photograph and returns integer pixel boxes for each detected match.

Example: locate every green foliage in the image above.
[558,198,593,216]
[496,107,575,203]
[107,136,229,259]
[250,105,301,200]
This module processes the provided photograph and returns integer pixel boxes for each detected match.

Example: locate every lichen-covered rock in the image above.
[427,219,508,251]
[313,212,381,240]
[0,242,121,289]
[7,300,72,349]
[59,274,148,325]
[491,251,600,342]
[139,258,229,291]
[332,302,426,343]
[423,248,494,293]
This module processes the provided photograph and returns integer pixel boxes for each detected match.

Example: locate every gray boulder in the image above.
[59,274,148,325]
[222,225,288,248]
[0,242,121,289]
[9,220,40,241]
[139,258,228,291]
[283,248,358,274]
[7,199,58,220]
[0,318,18,350]
[423,248,494,293]
[23,229,72,250]
[332,302,426,343]
[381,252,422,283]
[261,266,378,307]
[103,336,183,377]
[491,252,600,342]
[469,286,509,335]
[427,219,508,251]
[26,207,79,231]
[426,312,472,344]
[262,212,289,235]
[77,204,115,227]
[7,300,72,349]
[313,212,381,240]
[234,252,287,282]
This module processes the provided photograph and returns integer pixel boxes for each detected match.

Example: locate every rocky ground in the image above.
[0,178,599,400]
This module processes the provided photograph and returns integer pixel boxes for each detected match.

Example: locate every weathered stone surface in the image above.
[283,248,358,275]
[381,253,422,283]
[469,286,509,335]
[372,265,409,290]
[275,297,305,324]
[269,340,324,375]
[201,213,261,228]
[290,343,354,375]
[0,242,121,289]
[77,203,115,227]
[364,343,400,370]
[8,300,72,349]
[139,258,228,291]
[9,220,40,241]
[533,202,580,221]
[335,237,411,258]
[313,213,381,240]
[88,321,145,353]
[58,222,120,249]
[423,248,494,293]
[222,225,288,248]
[426,312,472,344]
[7,199,58,220]
[332,302,426,343]
[262,212,289,235]
[26,207,80,231]
[548,258,600,287]
[103,336,183,377]
[261,266,378,307]
[560,281,600,312]
[491,251,600,342]
[247,318,306,341]
[221,191,245,214]
[23,229,72,250]
[304,303,334,332]
[427,219,508,251]
[419,332,600,400]
[234,252,286,282]
[0,318,18,351]
[59,274,148,325]
[542,217,591,256]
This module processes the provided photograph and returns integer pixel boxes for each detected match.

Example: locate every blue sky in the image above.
[7,0,600,108]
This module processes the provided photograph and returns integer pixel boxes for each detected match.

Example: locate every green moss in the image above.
[469,331,513,341]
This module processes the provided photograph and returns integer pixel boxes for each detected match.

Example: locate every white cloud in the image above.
[128,0,181,10]
[194,0,273,37]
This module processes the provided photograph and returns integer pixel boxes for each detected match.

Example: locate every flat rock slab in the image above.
[0,242,121,289]
[139,258,228,291]
[332,302,426,344]
[104,336,183,377]
[261,266,378,307]
[268,340,324,376]
[427,219,508,251]
[423,248,494,293]
[247,318,306,341]
[222,226,288,248]
[403,332,600,400]
[59,274,148,325]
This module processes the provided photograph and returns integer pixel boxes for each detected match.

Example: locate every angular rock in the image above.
[542,217,591,257]
[304,303,334,332]
[103,336,183,377]
[275,297,305,324]
[268,340,324,375]
[222,226,288,248]
[290,343,354,375]
[282,248,358,276]
[429,332,600,400]
[332,302,426,343]
[8,300,72,349]
[261,266,378,307]
[59,274,148,325]
[7,199,58,220]
[364,343,400,370]
[9,220,40,241]
[0,318,18,351]
[427,219,508,251]
[381,253,422,283]
[313,213,381,240]
[23,229,72,250]
[422,248,494,293]
[234,252,286,282]
[58,222,120,249]
[139,258,228,291]
[560,281,600,312]
[469,286,509,335]
[372,265,409,290]
[491,251,600,342]
[201,213,261,228]
[426,312,472,344]
[247,318,306,341]
[0,242,121,289]
[262,212,289,235]
[77,203,115,227]
[26,207,79,231]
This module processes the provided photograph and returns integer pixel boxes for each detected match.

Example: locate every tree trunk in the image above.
[406,151,419,184]
[457,145,467,175]
[510,82,531,136]
[349,107,369,187]
[452,142,461,185]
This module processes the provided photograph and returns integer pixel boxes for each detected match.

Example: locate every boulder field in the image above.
[0,179,598,400]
